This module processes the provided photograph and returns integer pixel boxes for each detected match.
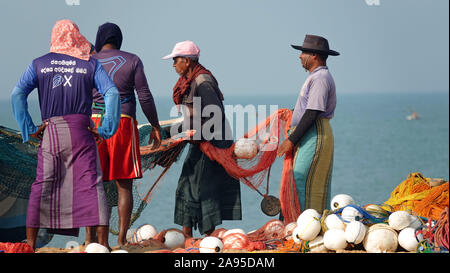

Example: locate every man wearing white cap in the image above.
[163,41,241,237]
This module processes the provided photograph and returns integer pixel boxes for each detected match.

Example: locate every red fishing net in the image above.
[140,108,301,223]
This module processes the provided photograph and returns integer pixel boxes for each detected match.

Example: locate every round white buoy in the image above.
[111,250,129,253]
[199,237,224,253]
[388,211,411,231]
[308,235,328,253]
[363,224,398,253]
[293,215,321,242]
[234,138,258,159]
[283,222,298,240]
[364,204,389,218]
[85,243,110,253]
[324,214,346,230]
[330,194,355,210]
[223,228,246,237]
[341,206,363,222]
[398,227,423,252]
[163,230,185,249]
[345,221,367,244]
[131,224,158,243]
[297,209,321,224]
[126,228,136,243]
[323,229,347,251]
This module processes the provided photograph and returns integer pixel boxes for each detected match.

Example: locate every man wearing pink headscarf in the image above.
[11,19,120,250]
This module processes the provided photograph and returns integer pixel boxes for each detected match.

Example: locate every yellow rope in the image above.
[383,172,449,220]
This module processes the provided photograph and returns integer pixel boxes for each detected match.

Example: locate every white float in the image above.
[199,236,224,253]
[130,224,158,243]
[283,222,297,240]
[126,228,136,243]
[341,206,363,222]
[223,228,246,237]
[363,224,398,253]
[345,221,367,244]
[323,229,348,251]
[297,209,321,224]
[294,215,321,241]
[364,204,389,218]
[398,227,423,252]
[388,211,412,231]
[330,194,355,210]
[308,235,328,253]
[85,243,110,253]
[234,138,258,159]
[324,214,346,230]
[163,230,185,249]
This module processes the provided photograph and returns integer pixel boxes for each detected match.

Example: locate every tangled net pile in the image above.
[139,108,301,223]
[383,172,449,221]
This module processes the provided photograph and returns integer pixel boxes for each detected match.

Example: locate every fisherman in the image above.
[162,41,242,237]
[11,19,121,250]
[88,22,162,246]
[277,34,340,213]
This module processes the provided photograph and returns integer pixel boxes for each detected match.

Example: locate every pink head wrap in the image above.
[50,19,91,61]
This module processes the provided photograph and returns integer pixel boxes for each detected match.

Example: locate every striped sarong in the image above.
[26,114,109,236]
[292,118,334,212]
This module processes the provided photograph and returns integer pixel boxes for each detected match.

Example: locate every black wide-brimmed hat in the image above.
[291,34,340,56]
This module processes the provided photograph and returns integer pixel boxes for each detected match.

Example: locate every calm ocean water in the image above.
[1,92,448,248]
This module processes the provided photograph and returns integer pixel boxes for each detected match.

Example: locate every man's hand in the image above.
[277,139,294,157]
[88,127,103,143]
[148,126,162,149]
[30,122,48,141]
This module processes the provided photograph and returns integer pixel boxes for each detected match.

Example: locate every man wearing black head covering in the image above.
[94,22,123,53]
[88,22,161,246]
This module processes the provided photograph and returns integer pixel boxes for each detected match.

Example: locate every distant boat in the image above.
[406,111,419,120]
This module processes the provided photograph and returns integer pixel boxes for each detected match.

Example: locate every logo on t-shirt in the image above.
[53,74,63,89]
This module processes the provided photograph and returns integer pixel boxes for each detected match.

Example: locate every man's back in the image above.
[92,49,157,124]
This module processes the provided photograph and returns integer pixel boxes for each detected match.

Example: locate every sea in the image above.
[0,92,448,248]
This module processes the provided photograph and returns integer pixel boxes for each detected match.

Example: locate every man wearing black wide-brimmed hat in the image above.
[278,34,340,213]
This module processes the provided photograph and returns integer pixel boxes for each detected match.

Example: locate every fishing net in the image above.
[140,108,301,223]
[0,126,40,199]
[201,108,300,223]
[1,107,301,237]
[383,172,449,221]
[0,122,189,236]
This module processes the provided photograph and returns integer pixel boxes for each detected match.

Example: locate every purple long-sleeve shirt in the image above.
[92,49,159,127]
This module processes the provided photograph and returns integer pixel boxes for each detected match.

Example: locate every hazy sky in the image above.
[0,0,448,101]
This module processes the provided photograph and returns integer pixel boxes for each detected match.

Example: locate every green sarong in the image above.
[292,118,334,212]
[174,143,242,234]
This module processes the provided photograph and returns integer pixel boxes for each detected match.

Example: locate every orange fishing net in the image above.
[140,108,301,223]
[199,108,300,223]
[384,172,449,220]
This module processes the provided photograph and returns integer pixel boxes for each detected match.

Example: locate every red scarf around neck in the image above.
[172,63,224,105]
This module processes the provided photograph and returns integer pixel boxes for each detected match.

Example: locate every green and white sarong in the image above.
[292,118,334,212]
